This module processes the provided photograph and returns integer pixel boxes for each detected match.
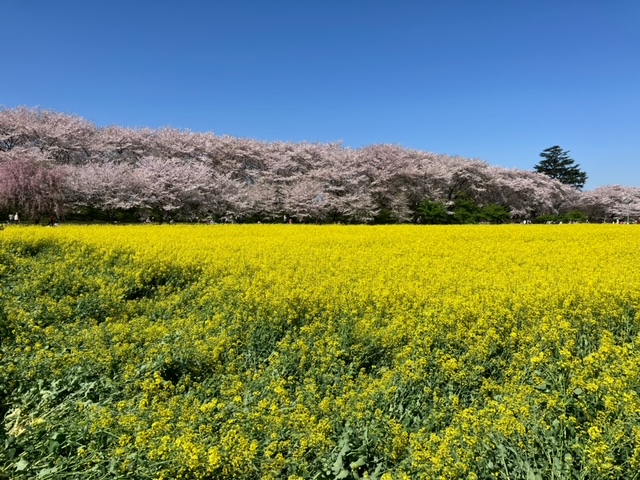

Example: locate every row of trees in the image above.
[1,107,638,224]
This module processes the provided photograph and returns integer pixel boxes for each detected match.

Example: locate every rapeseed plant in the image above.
[1,224,639,478]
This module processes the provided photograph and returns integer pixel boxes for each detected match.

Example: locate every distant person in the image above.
[48,215,55,226]
[14,213,19,224]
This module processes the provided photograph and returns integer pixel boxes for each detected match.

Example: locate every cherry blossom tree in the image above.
[482,167,578,219]
[0,107,40,152]
[0,149,66,221]
[91,126,155,164]
[62,162,142,219]
[578,185,640,222]
[204,172,253,222]
[312,147,376,223]
[133,156,215,221]
[0,107,95,164]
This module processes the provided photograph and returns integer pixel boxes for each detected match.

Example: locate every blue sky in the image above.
[2,0,639,189]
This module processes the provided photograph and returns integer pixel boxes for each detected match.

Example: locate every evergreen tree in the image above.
[417,199,449,224]
[534,146,587,189]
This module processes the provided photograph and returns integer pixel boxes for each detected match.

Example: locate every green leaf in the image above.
[350,455,366,469]
[336,468,349,479]
[38,466,60,478]
[47,440,60,454]
[370,462,383,480]
[16,458,29,471]
[332,433,351,474]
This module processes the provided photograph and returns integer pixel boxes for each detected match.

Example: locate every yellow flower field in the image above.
[1,224,640,479]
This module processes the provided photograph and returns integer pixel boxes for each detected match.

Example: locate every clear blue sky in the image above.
[2,0,639,189]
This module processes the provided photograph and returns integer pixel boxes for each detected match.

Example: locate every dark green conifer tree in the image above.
[534,146,587,189]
